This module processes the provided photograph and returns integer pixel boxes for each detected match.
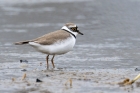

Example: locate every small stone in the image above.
[21,69,27,71]
[12,78,15,81]
[40,62,42,66]
[46,74,49,77]
[36,78,42,82]
[20,60,28,63]
[27,83,31,86]
[135,68,140,71]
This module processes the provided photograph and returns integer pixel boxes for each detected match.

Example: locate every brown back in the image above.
[32,30,71,45]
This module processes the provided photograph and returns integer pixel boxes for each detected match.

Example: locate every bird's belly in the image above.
[29,37,76,55]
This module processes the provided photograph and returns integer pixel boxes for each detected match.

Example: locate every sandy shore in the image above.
[0,66,140,93]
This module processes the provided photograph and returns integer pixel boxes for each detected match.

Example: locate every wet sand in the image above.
[0,0,140,92]
[1,66,140,93]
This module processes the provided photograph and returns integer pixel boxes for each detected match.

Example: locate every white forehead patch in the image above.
[69,25,77,28]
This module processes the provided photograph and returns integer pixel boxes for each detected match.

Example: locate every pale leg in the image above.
[46,55,49,69]
[51,55,55,68]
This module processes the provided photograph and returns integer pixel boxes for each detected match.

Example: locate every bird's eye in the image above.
[71,27,77,31]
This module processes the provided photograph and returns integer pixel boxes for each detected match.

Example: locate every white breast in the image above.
[29,35,76,55]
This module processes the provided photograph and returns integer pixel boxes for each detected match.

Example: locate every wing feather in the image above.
[32,30,70,45]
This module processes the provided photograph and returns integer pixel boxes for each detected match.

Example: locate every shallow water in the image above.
[0,0,140,93]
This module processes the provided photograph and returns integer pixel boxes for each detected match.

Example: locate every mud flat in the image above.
[0,64,140,93]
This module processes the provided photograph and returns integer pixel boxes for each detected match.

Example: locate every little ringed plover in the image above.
[15,23,83,69]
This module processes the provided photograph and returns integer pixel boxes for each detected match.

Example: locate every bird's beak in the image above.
[77,30,84,35]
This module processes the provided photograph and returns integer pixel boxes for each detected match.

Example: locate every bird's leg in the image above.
[51,55,55,68]
[46,55,49,69]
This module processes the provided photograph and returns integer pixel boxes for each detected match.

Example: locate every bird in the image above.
[15,23,83,69]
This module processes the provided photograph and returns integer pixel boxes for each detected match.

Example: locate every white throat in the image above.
[61,26,78,36]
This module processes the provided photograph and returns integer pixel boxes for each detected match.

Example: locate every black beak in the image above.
[77,30,84,35]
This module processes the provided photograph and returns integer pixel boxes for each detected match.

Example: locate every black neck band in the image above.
[62,29,76,39]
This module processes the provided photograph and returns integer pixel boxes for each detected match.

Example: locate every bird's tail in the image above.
[14,41,30,45]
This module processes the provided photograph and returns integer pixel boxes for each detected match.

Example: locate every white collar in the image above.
[61,26,78,36]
